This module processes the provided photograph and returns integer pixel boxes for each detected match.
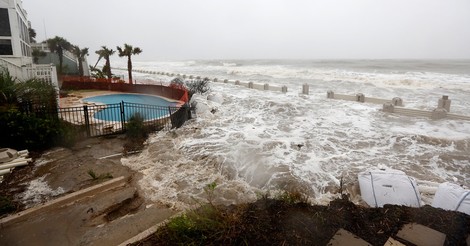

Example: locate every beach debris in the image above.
[396,223,446,246]
[327,228,372,246]
[0,149,32,181]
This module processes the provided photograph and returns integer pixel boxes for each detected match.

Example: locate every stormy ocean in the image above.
[114,59,470,209]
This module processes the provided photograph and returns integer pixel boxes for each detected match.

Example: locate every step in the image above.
[327,228,372,246]
[396,223,445,246]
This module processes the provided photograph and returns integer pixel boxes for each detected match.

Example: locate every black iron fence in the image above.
[56,101,191,137]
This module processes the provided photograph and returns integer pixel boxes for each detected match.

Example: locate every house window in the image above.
[0,8,11,37]
[0,39,13,55]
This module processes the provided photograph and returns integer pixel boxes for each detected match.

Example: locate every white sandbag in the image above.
[431,182,470,215]
[358,169,421,208]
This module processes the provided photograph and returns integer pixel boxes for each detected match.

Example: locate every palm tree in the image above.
[95,46,115,79]
[46,36,72,74]
[31,48,46,64]
[117,44,142,84]
[72,46,89,76]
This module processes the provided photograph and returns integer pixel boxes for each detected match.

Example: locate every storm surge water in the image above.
[118,60,470,209]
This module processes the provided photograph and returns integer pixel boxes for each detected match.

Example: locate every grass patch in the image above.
[87,169,113,180]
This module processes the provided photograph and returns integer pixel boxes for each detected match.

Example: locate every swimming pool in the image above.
[83,93,180,121]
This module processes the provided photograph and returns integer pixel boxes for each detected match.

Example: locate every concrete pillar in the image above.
[264,83,269,90]
[356,93,365,102]
[166,73,170,76]
[196,76,201,79]
[177,74,180,76]
[171,73,175,76]
[392,97,403,106]
[182,75,186,79]
[213,78,218,82]
[235,80,240,85]
[383,103,395,113]
[438,95,451,112]
[189,75,193,79]
[248,82,254,88]
[302,84,309,95]
[223,79,228,83]
[282,86,288,93]
[327,90,334,99]
[432,108,448,120]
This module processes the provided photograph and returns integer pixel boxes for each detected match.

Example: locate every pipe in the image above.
[0,161,28,170]
[3,158,32,165]
[0,169,11,176]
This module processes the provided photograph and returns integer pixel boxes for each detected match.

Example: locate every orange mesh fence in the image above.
[61,80,188,103]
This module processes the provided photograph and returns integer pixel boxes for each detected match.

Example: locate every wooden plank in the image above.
[396,223,445,246]
[327,228,372,246]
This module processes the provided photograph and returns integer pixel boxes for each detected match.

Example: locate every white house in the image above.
[0,0,58,89]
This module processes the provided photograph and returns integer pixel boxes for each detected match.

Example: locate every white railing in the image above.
[0,58,28,81]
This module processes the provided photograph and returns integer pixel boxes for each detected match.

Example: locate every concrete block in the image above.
[248,82,254,88]
[438,95,451,112]
[282,86,288,93]
[432,108,448,120]
[383,103,395,113]
[396,223,445,246]
[182,75,186,78]
[383,237,406,246]
[392,97,403,106]
[302,84,309,95]
[264,83,269,90]
[327,90,335,99]
[189,75,193,79]
[196,76,201,79]
[235,80,240,85]
[356,93,365,103]
[213,78,218,82]
[328,228,372,246]
[223,79,228,83]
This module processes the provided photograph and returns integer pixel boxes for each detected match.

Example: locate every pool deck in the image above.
[60,90,184,108]
[60,90,122,108]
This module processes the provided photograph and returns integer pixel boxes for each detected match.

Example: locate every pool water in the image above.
[83,93,179,121]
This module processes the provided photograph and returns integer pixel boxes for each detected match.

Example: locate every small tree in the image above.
[117,43,142,84]
[95,46,115,79]
[32,48,46,64]
[186,78,210,99]
[47,36,72,74]
[28,28,37,43]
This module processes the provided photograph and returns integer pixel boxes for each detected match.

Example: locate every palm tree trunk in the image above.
[105,58,112,80]
[78,60,84,76]
[93,56,102,69]
[127,56,133,84]
[58,48,63,74]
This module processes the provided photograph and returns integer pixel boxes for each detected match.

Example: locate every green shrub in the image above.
[0,109,81,150]
[125,113,147,139]
[0,196,15,215]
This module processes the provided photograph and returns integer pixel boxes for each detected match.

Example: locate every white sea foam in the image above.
[17,176,65,208]
[117,60,470,209]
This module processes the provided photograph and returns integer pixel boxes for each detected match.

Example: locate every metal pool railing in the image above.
[56,101,191,137]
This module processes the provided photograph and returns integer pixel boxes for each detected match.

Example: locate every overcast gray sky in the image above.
[23,0,470,62]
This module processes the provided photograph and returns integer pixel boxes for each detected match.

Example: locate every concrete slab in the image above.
[396,223,446,246]
[383,237,406,246]
[327,228,372,246]
[0,183,177,246]
[0,176,127,226]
